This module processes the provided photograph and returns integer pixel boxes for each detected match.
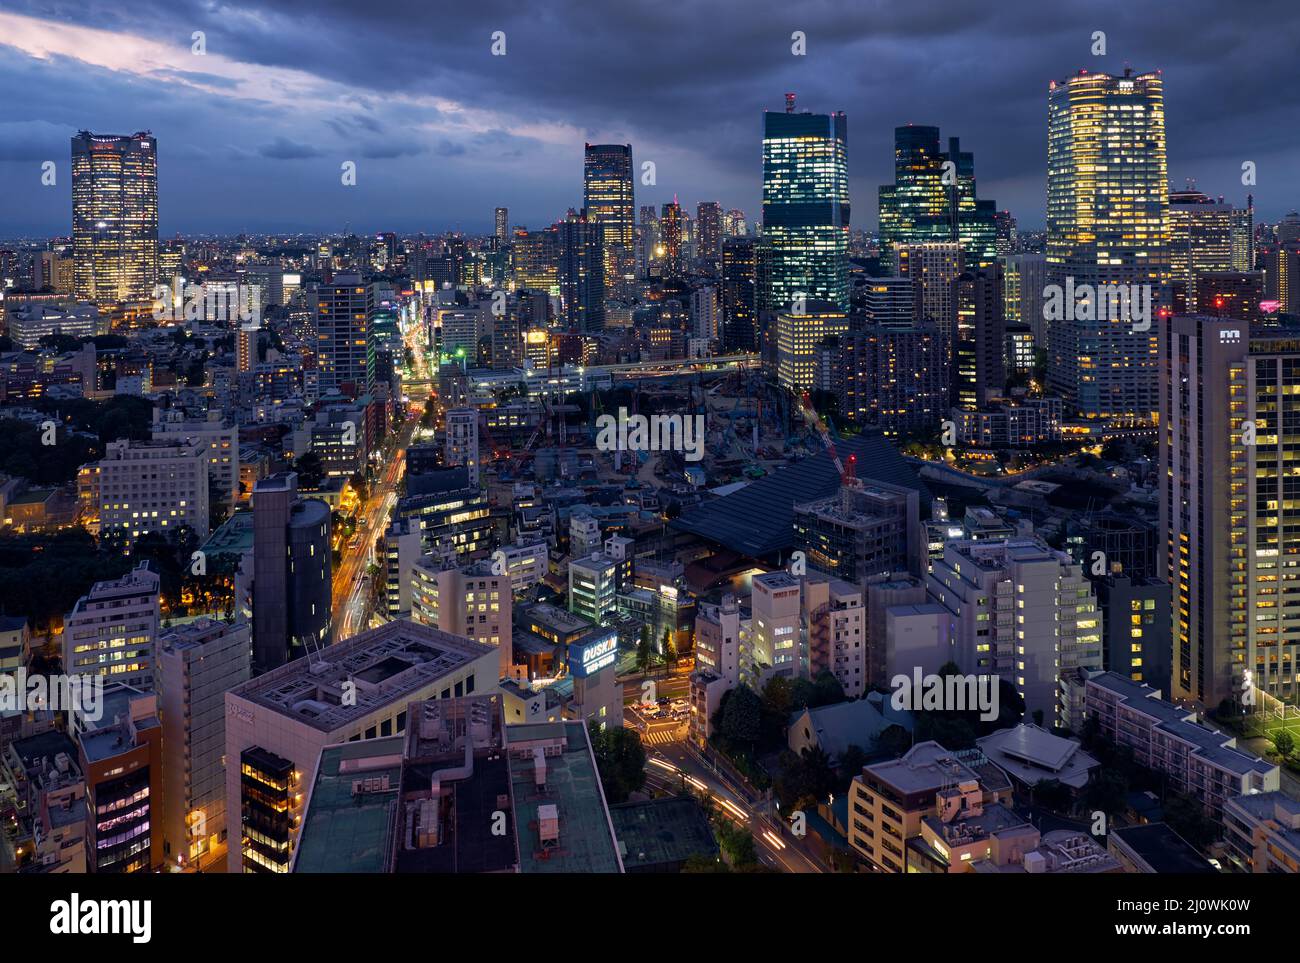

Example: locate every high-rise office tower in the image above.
[720,237,758,351]
[994,210,1017,255]
[952,268,1006,410]
[896,242,962,340]
[724,209,748,237]
[774,300,848,391]
[1232,196,1255,272]
[1162,316,1300,710]
[696,201,723,275]
[760,94,850,311]
[1169,186,1237,312]
[1197,272,1264,323]
[1046,69,1169,421]
[659,200,684,280]
[494,207,509,244]
[251,473,332,674]
[71,131,158,304]
[862,276,920,329]
[583,144,635,298]
[313,273,375,398]
[556,212,605,332]
[512,226,559,294]
[878,126,997,272]
[1002,253,1049,348]
[1264,245,1300,314]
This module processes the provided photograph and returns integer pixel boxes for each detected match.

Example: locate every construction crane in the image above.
[798,390,855,485]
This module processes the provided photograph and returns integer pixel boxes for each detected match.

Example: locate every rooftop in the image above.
[1110,823,1217,874]
[506,721,623,874]
[610,796,718,871]
[294,736,404,873]
[227,619,497,734]
[672,434,928,557]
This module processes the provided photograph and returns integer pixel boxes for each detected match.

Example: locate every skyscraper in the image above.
[952,268,1006,410]
[313,273,376,398]
[1162,316,1300,710]
[494,207,509,244]
[583,144,635,298]
[556,212,605,332]
[878,126,997,272]
[760,94,850,312]
[660,200,684,280]
[71,130,159,304]
[251,473,332,674]
[1046,69,1170,421]
[720,237,758,351]
[696,201,723,275]
[1169,186,1238,312]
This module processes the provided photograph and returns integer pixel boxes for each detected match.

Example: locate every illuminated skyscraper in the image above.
[720,237,758,352]
[1046,69,1169,422]
[696,201,723,275]
[1169,186,1237,312]
[313,273,375,398]
[495,207,509,244]
[557,212,605,332]
[1161,317,1300,709]
[660,200,684,280]
[71,130,158,304]
[583,144,635,297]
[760,95,850,312]
[878,126,997,272]
[774,300,848,391]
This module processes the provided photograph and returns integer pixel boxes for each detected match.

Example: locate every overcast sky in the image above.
[1,0,1296,238]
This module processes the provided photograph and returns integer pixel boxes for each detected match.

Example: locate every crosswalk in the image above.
[640,726,687,746]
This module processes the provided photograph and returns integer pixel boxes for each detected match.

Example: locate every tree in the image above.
[873,724,912,759]
[1163,793,1218,851]
[1031,778,1073,814]
[720,684,762,746]
[1272,728,1295,760]
[587,721,646,804]
[635,625,652,674]
[1080,768,1128,817]
[761,676,793,717]
[836,744,870,790]
[713,817,758,870]
[662,627,676,664]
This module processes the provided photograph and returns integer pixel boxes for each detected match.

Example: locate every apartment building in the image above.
[1083,671,1279,820]
[63,562,160,692]
[97,438,210,549]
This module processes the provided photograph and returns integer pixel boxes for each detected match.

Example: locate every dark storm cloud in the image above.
[259,136,325,159]
[1,0,1297,234]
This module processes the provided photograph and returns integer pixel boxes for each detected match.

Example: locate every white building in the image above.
[444,407,480,487]
[158,617,251,871]
[411,555,513,678]
[497,539,548,594]
[223,619,500,873]
[803,574,866,697]
[747,571,802,681]
[97,437,210,549]
[8,302,102,349]
[569,512,602,559]
[151,408,240,506]
[63,562,160,691]
[928,538,1102,729]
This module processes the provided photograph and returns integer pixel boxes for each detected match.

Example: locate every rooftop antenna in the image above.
[785,92,796,113]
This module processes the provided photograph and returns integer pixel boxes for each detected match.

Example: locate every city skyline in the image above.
[1,1,1298,236]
